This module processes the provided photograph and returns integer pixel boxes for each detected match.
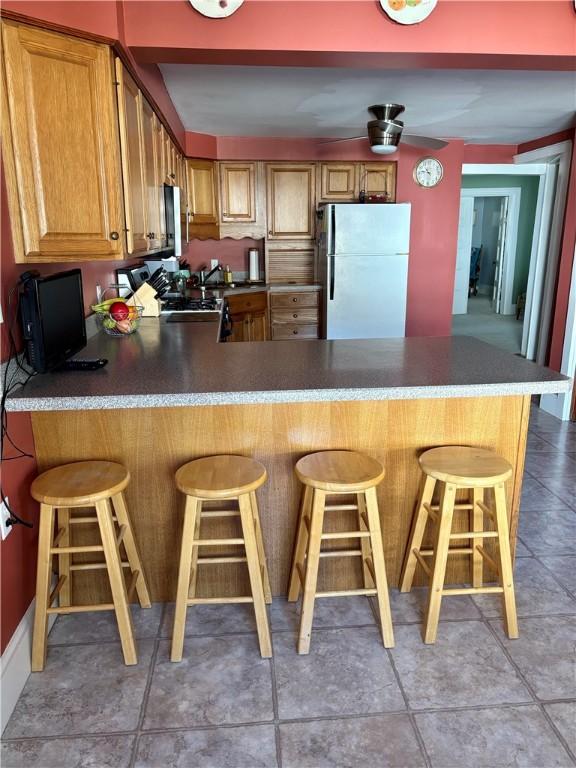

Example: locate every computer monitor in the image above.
[19,269,86,373]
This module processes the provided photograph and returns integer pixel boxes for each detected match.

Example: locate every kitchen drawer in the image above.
[226,291,267,314]
[271,308,319,324]
[271,323,319,340]
[270,291,319,309]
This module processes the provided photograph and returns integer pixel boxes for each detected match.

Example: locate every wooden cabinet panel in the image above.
[249,310,268,341]
[227,291,268,342]
[1,22,123,261]
[266,164,316,240]
[271,323,318,340]
[141,99,161,251]
[358,162,397,202]
[319,163,358,202]
[265,243,316,284]
[186,158,219,239]
[271,308,319,324]
[270,289,320,341]
[227,291,267,315]
[153,117,166,245]
[220,162,255,222]
[270,290,319,309]
[115,60,148,255]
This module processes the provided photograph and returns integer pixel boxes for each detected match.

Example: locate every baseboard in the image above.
[0,590,57,735]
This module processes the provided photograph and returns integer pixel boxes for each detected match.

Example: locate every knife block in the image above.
[126,283,162,317]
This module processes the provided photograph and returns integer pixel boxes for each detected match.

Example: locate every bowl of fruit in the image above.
[92,299,143,337]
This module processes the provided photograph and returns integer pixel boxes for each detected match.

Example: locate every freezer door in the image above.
[332,203,411,255]
[325,253,408,339]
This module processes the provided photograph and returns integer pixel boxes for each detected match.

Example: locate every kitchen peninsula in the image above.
[7,323,570,604]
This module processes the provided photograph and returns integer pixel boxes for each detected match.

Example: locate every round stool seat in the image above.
[419,446,512,487]
[175,455,267,499]
[295,450,384,492]
[31,461,129,506]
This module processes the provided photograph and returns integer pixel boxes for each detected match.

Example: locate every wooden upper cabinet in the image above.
[115,60,148,255]
[185,158,219,239]
[141,99,162,251]
[218,161,265,239]
[319,163,358,202]
[1,22,124,261]
[358,162,397,202]
[266,164,316,240]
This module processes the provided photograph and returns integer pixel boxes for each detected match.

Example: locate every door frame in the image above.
[513,141,572,365]
[460,187,521,315]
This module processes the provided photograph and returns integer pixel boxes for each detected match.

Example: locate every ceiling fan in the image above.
[322,104,448,155]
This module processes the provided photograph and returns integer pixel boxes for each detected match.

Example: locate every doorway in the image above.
[452,188,525,354]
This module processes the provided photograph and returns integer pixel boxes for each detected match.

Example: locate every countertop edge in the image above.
[6,378,571,412]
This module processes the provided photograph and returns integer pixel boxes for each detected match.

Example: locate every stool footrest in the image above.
[442,586,503,596]
[48,575,67,607]
[420,548,474,556]
[193,538,245,546]
[50,544,104,554]
[449,531,498,540]
[47,603,115,615]
[70,560,130,571]
[478,501,496,523]
[319,549,362,558]
[187,596,254,605]
[413,549,432,577]
[316,588,377,598]
[201,510,240,518]
[476,545,500,572]
[423,503,438,523]
[68,516,118,524]
[321,531,371,540]
[324,504,359,512]
[197,556,248,564]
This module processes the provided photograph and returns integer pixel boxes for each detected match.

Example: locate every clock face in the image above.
[189,0,244,18]
[414,158,443,188]
[380,0,437,25]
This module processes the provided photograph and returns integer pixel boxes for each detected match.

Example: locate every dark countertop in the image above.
[6,317,570,411]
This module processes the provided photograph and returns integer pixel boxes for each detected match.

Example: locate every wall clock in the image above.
[380,0,437,25]
[413,157,443,188]
[189,0,244,18]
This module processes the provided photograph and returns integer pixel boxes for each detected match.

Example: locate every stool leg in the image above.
[423,482,456,644]
[471,488,484,589]
[364,487,395,649]
[239,493,272,658]
[188,500,203,600]
[111,492,151,609]
[288,485,312,602]
[357,493,375,589]
[494,483,519,639]
[297,489,325,655]
[250,491,272,604]
[399,475,436,592]
[57,508,71,608]
[171,496,199,662]
[31,504,55,672]
[96,499,137,666]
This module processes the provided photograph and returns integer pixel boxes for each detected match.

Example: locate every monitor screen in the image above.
[20,269,86,373]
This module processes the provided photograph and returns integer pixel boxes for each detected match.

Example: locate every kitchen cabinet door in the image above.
[265,242,316,284]
[358,162,397,202]
[141,99,162,251]
[218,161,266,239]
[319,163,358,202]
[1,22,124,261]
[266,164,316,240]
[115,60,148,255]
[152,116,167,246]
[249,310,268,341]
[186,158,219,240]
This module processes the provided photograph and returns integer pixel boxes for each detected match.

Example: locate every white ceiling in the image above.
[159,65,576,144]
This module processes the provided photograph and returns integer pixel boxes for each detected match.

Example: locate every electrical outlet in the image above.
[0,497,13,540]
[210,259,219,270]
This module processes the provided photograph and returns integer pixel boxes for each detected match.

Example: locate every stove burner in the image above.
[162,296,219,312]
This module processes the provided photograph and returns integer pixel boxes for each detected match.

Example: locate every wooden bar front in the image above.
[31,395,530,604]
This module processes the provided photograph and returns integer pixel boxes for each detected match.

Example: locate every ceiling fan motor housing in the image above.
[368,118,403,149]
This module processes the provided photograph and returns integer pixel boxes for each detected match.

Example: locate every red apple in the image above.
[110,301,129,321]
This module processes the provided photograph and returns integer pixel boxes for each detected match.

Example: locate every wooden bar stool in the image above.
[30,461,151,671]
[399,446,518,644]
[171,455,272,662]
[288,450,394,654]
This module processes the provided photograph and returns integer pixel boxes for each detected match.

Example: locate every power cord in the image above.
[1,283,35,529]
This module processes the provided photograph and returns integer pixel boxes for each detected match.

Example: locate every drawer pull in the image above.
[293,313,298,319]
[293,329,298,335]
[110,231,119,240]
[292,297,298,303]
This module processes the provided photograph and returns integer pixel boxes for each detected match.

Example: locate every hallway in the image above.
[452,296,524,355]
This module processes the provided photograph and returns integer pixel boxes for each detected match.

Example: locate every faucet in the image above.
[198,263,223,285]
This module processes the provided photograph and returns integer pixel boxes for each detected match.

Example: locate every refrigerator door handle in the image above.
[329,254,335,301]
[329,205,336,255]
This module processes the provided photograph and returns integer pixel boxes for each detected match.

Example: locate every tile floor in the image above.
[2,406,575,767]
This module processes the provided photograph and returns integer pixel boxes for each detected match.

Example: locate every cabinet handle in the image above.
[268,230,272,235]
[110,231,119,240]
[293,313,298,318]
[292,297,298,303]
[292,329,298,335]
[170,173,176,180]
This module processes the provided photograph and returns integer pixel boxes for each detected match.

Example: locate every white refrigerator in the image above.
[317,203,411,339]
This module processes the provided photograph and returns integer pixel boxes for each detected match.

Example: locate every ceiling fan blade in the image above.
[319,136,368,145]
[401,133,448,150]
